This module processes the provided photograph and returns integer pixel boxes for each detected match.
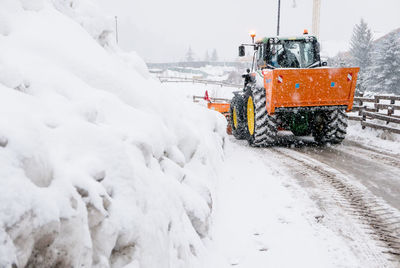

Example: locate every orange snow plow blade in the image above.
[263,67,360,114]
[207,102,232,134]
[193,95,232,134]
[207,102,230,113]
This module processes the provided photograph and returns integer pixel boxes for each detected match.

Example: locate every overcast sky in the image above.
[97,0,400,62]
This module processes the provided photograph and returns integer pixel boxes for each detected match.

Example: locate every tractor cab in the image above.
[239,32,326,71]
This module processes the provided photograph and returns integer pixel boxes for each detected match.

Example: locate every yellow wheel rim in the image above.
[233,107,238,129]
[247,96,255,136]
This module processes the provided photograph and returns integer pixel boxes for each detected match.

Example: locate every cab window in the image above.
[257,44,264,60]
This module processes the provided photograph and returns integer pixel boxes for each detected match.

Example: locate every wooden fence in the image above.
[350,94,400,134]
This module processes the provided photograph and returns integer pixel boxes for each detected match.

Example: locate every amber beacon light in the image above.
[250,31,256,43]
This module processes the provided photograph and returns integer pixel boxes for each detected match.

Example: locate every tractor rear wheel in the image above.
[229,94,247,139]
[243,86,277,146]
[312,109,348,144]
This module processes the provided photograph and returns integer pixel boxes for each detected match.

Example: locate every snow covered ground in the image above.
[204,134,400,268]
[206,139,374,268]
[1,1,400,268]
[160,82,237,102]
[152,65,238,82]
[166,81,400,267]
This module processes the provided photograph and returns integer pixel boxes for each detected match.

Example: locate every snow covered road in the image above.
[164,81,400,267]
[207,135,400,268]
[290,140,400,211]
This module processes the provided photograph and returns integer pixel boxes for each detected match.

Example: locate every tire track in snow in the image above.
[343,140,400,160]
[270,147,400,266]
[291,142,400,213]
[339,141,400,169]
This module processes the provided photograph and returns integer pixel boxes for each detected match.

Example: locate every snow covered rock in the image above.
[0,0,226,267]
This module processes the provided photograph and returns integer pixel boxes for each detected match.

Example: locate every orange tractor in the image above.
[228,32,359,146]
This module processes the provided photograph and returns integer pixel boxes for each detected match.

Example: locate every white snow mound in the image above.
[0,1,226,267]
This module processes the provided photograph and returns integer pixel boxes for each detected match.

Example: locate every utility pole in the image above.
[312,0,321,38]
[115,16,119,44]
[277,0,281,36]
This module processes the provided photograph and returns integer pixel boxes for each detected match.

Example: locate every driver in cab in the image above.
[270,42,300,68]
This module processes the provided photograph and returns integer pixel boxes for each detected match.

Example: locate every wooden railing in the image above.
[350,94,400,134]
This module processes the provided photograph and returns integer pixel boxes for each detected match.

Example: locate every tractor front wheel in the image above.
[243,86,277,146]
[229,94,247,139]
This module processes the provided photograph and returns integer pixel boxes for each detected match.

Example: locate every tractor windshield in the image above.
[268,40,317,68]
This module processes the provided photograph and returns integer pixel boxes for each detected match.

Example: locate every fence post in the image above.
[361,109,367,129]
[358,99,363,116]
[374,95,380,112]
[387,106,394,124]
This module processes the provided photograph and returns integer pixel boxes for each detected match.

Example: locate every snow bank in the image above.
[0,1,226,267]
[347,121,400,152]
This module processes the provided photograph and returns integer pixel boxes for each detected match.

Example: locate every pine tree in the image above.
[211,49,218,62]
[186,46,194,62]
[372,33,400,94]
[349,19,374,93]
[329,52,351,67]
[204,50,210,62]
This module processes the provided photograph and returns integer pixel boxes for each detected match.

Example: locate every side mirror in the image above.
[239,45,245,57]
[321,61,327,66]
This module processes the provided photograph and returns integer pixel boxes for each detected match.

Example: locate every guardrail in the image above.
[192,95,231,103]
[350,94,400,134]
[158,76,242,89]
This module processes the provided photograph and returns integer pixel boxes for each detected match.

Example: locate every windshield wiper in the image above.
[306,61,320,68]
[266,64,276,69]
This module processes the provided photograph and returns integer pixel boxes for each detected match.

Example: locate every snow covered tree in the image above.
[371,33,400,94]
[204,50,210,62]
[186,46,195,62]
[349,19,374,93]
[211,49,218,62]
[328,52,351,67]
